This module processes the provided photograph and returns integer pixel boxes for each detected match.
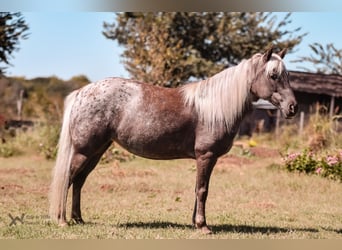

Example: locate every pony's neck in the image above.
[181,59,253,132]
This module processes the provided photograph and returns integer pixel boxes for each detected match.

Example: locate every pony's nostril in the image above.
[289,103,298,114]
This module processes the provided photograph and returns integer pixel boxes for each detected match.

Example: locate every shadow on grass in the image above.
[211,224,319,234]
[321,227,342,234]
[117,221,193,230]
[117,221,320,235]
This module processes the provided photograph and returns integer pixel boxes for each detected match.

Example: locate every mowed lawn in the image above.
[1,145,342,239]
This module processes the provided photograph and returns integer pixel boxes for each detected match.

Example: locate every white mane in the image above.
[181,59,253,132]
[181,53,286,132]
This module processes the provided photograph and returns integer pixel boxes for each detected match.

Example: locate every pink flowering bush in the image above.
[319,153,342,181]
[284,149,342,182]
[284,149,317,174]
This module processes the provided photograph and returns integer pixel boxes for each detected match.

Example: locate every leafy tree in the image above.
[292,42,342,74]
[0,75,87,121]
[103,12,306,87]
[69,75,91,87]
[0,12,29,76]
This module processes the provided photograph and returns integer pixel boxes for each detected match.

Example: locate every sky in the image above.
[6,12,342,82]
[7,12,129,82]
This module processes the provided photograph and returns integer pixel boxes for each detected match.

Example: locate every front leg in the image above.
[193,151,217,234]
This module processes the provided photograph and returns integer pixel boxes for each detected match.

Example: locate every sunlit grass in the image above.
[1,148,342,239]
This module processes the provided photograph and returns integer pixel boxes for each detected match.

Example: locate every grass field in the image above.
[1,142,342,239]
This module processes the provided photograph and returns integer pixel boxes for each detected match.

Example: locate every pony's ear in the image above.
[278,48,287,59]
[262,46,273,63]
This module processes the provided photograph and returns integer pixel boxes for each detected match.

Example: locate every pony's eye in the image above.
[270,74,278,80]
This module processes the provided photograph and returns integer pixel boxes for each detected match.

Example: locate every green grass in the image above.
[1,146,342,239]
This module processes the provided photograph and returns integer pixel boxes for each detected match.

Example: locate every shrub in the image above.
[0,141,21,157]
[284,149,342,182]
[304,106,342,151]
[319,152,342,182]
[37,124,60,160]
[100,143,135,164]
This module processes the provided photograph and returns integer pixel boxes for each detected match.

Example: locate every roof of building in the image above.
[289,71,342,97]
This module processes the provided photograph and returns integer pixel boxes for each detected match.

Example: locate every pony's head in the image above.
[250,47,298,119]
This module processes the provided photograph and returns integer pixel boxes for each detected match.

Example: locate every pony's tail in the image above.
[49,90,77,224]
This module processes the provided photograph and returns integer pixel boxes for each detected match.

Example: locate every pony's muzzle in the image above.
[271,91,298,119]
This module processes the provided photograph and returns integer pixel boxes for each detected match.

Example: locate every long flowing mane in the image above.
[181,53,287,132]
[181,58,254,132]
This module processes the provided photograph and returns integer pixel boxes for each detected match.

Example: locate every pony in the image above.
[49,47,297,233]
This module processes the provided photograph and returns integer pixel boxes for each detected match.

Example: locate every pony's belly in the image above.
[115,135,195,160]
[127,148,192,160]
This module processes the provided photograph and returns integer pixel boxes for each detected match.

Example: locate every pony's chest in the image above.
[195,120,241,158]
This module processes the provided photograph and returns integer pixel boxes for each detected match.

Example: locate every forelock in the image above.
[265,54,286,76]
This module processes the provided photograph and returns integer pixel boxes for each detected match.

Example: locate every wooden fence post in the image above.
[329,95,335,118]
[16,89,24,121]
[299,111,304,136]
[275,110,280,138]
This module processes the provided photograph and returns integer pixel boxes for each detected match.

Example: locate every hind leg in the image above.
[54,152,88,226]
[70,153,103,223]
[69,142,112,224]
[71,173,88,224]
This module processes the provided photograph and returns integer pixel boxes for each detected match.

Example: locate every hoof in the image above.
[200,226,213,234]
[58,220,68,227]
[70,218,85,225]
[195,223,213,234]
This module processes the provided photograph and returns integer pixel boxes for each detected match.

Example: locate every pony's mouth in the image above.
[281,108,296,119]
[277,103,298,119]
[269,100,297,119]
[269,93,298,119]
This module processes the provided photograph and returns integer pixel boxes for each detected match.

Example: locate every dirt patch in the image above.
[1,184,23,190]
[0,168,34,175]
[110,166,157,178]
[217,154,252,168]
[249,147,280,158]
[99,182,161,194]
[1,183,25,196]
[27,186,49,195]
[245,200,277,210]
[100,183,118,192]
[216,146,281,170]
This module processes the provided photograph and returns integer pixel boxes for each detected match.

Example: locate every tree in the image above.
[0,12,29,76]
[292,43,342,74]
[103,12,306,87]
